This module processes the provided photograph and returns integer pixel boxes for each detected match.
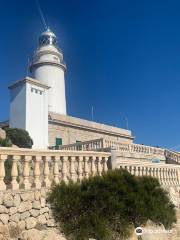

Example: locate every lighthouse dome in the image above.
[39,28,57,47]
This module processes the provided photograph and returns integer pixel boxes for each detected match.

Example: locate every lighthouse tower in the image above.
[30,28,67,115]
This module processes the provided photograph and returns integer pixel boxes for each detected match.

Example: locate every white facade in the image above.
[30,29,67,115]
[9,77,49,149]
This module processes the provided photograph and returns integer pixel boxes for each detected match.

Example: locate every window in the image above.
[56,138,62,146]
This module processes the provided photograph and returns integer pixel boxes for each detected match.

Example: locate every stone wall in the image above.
[0,189,55,229]
[0,188,66,240]
[48,112,134,146]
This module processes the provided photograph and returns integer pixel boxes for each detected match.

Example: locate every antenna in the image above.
[35,0,48,30]
[91,106,94,121]
[26,57,30,77]
[125,117,129,129]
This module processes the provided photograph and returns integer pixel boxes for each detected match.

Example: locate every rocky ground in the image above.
[0,226,66,240]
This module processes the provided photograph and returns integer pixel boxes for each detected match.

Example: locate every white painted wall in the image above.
[32,65,66,115]
[31,43,67,115]
[9,84,26,129]
[9,80,49,149]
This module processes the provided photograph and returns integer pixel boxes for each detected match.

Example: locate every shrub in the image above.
[48,169,176,240]
[5,128,33,148]
[0,137,12,147]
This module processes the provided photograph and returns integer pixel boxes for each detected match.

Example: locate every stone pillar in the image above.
[78,156,83,181]
[22,156,32,190]
[34,156,41,189]
[43,156,51,188]
[70,156,76,182]
[0,154,7,190]
[11,155,20,190]
[53,157,59,184]
[61,156,68,182]
[84,156,89,178]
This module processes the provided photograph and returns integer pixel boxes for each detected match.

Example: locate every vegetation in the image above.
[48,169,176,240]
[5,128,33,148]
[0,137,12,147]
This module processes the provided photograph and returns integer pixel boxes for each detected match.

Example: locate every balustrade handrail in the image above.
[0,147,110,191]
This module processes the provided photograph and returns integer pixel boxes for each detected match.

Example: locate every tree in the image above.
[5,128,33,148]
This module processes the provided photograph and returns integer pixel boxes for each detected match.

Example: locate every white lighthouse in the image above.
[30,28,67,115]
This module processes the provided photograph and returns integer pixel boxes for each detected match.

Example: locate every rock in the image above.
[30,209,40,217]
[22,229,43,240]
[18,201,32,213]
[25,217,37,230]
[0,205,8,214]
[40,207,49,215]
[32,201,41,209]
[44,213,49,220]
[17,220,25,231]
[21,211,30,220]
[9,213,20,222]
[14,194,21,207]
[0,193,4,205]
[47,219,56,227]
[3,193,14,207]
[37,215,47,225]
[0,225,10,240]
[0,129,6,140]
[34,191,41,201]
[41,189,47,198]
[8,222,21,239]
[9,207,17,215]
[41,198,46,208]
[21,229,66,240]
[21,192,34,202]
[0,214,9,224]
[43,229,66,240]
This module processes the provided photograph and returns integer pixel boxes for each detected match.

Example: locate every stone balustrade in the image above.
[166,150,180,164]
[0,147,110,191]
[116,161,180,186]
[57,138,166,157]
[58,138,104,151]
[104,140,165,156]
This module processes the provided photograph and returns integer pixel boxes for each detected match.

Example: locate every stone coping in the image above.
[8,77,50,90]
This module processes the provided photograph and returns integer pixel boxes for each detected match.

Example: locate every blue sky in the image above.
[0,0,180,149]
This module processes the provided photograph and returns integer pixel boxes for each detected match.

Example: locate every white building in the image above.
[6,28,134,149]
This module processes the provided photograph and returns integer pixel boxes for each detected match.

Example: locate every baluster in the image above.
[139,166,143,176]
[131,166,134,175]
[78,156,83,181]
[70,156,76,181]
[11,155,20,190]
[166,168,169,185]
[22,156,31,190]
[134,166,137,176]
[91,156,97,176]
[97,157,102,176]
[33,156,41,189]
[0,155,7,190]
[165,168,169,185]
[54,156,59,184]
[84,156,89,178]
[141,167,144,176]
[61,156,68,182]
[103,157,108,172]
[43,156,51,188]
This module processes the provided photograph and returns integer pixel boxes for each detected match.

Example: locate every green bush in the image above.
[5,128,33,148]
[48,169,176,240]
[0,137,12,147]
